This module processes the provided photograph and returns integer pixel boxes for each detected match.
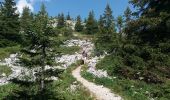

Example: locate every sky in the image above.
[0,0,135,19]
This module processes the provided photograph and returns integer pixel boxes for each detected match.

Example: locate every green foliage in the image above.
[0,0,21,43]
[84,11,98,34]
[0,39,18,47]
[0,61,92,100]
[116,15,124,34]
[57,13,65,29]
[0,65,12,77]
[102,4,116,33]
[81,67,170,100]
[53,61,93,100]
[1,81,61,100]
[95,32,120,53]
[0,83,19,99]
[66,12,71,20]
[0,45,20,60]
[124,7,132,23]
[94,4,117,54]
[75,15,84,32]
[18,3,62,95]
[95,0,170,85]
[96,55,123,76]
[20,7,34,46]
[61,27,73,37]
[56,46,80,55]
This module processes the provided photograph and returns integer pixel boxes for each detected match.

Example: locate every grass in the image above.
[73,32,94,40]
[0,45,21,60]
[0,65,12,77]
[53,60,94,100]
[0,83,19,99]
[57,46,81,55]
[0,61,93,99]
[81,62,170,100]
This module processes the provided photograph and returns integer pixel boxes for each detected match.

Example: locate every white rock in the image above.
[2,73,6,77]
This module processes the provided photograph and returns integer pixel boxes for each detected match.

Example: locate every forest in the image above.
[0,0,170,100]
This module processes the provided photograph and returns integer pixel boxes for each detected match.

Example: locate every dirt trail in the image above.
[72,66,122,100]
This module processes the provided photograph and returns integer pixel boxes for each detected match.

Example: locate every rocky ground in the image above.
[0,39,107,85]
[0,39,118,100]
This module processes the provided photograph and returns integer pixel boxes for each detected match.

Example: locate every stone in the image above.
[2,73,6,77]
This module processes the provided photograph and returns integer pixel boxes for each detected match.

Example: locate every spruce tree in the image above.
[98,15,105,32]
[57,13,65,28]
[19,4,62,98]
[95,4,118,53]
[0,2,3,38]
[117,0,170,84]
[124,7,132,23]
[103,4,116,33]
[85,11,98,34]
[66,12,71,20]
[20,7,33,32]
[75,15,83,32]
[0,0,20,43]
[20,7,34,45]
[116,15,124,34]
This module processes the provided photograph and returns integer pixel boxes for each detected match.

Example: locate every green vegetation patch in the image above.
[53,60,94,100]
[57,46,81,55]
[82,63,170,100]
[0,61,93,100]
[0,65,12,77]
[0,83,19,99]
[0,45,20,60]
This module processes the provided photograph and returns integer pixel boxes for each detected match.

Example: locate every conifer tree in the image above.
[20,7,34,46]
[85,11,98,34]
[98,15,105,32]
[124,7,132,23]
[84,18,87,23]
[116,15,124,34]
[57,13,65,28]
[66,12,71,20]
[0,0,20,42]
[75,15,83,32]
[0,2,3,38]
[117,0,170,84]
[19,4,62,98]
[102,4,116,33]
[20,7,33,32]
[95,4,118,53]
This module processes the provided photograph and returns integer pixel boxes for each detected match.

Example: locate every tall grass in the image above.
[0,45,20,60]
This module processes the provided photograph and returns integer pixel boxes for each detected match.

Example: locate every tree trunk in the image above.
[40,45,46,96]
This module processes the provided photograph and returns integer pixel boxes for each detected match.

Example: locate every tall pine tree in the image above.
[116,15,124,35]
[0,0,20,43]
[20,7,34,46]
[66,12,71,20]
[124,7,132,23]
[57,13,65,29]
[20,7,33,32]
[102,4,116,33]
[85,11,98,34]
[75,15,83,32]
[19,4,62,99]
[95,4,118,53]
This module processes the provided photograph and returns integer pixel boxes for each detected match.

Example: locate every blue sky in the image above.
[1,0,135,19]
